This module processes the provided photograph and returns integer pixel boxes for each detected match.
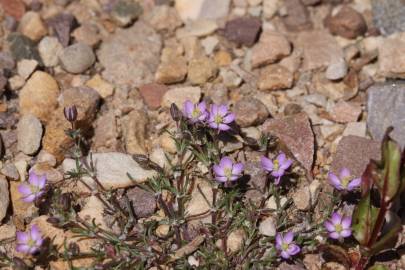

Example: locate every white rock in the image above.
[201,36,219,55]
[38,37,63,67]
[62,152,158,190]
[266,196,287,210]
[263,0,280,19]
[17,114,43,155]
[0,176,9,222]
[78,196,109,230]
[293,186,311,211]
[177,19,218,38]
[325,58,348,80]
[162,86,201,108]
[343,122,367,137]
[175,0,230,22]
[227,229,246,253]
[303,94,327,107]
[309,180,321,207]
[259,216,276,236]
[17,59,38,80]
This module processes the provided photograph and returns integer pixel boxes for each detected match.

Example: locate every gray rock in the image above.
[7,33,41,62]
[47,13,76,47]
[367,82,405,148]
[0,176,9,222]
[325,58,348,81]
[59,43,95,73]
[126,187,156,218]
[111,0,142,27]
[98,21,162,89]
[38,37,63,67]
[17,114,43,155]
[293,186,311,211]
[62,152,158,190]
[1,162,19,180]
[371,0,405,35]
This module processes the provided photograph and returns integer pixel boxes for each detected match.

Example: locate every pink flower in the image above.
[275,232,301,259]
[16,225,43,254]
[324,212,352,240]
[261,152,293,185]
[213,157,244,183]
[183,100,208,123]
[208,104,235,131]
[18,172,46,203]
[328,168,361,191]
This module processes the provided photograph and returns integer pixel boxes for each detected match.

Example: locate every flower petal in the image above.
[340,229,352,238]
[283,232,294,244]
[210,104,219,115]
[281,251,291,259]
[287,244,300,255]
[28,172,40,186]
[347,178,361,190]
[218,105,228,116]
[213,165,225,177]
[223,113,235,124]
[16,244,31,254]
[218,123,231,131]
[198,101,206,112]
[329,232,340,239]
[232,163,244,176]
[219,157,233,169]
[277,153,286,164]
[341,216,352,229]
[331,212,342,225]
[271,169,285,178]
[324,221,335,232]
[209,122,219,129]
[280,159,293,170]
[18,184,32,197]
[215,176,228,183]
[328,172,343,190]
[274,176,282,185]
[30,225,42,241]
[16,232,29,243]
[339,168,351,179]
[183,100,194,116]
[260,156,273,172]
[22,194,36,203]
[275,233,283,247]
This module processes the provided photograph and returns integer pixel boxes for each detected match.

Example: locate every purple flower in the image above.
[213,157,244,183]
[208,104,235,131]
[275,232,301,260]
[16,225,43,254]
[328,168,361,191]
[183,100,208,123]
[324,212,352,240]
[261,152,293,185]
[18,172,46,203]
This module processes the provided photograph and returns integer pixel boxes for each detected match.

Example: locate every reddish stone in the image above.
[139,83,168,109]
[47,13,77,47]
[223,17,262,47]
[331,135,380,178]
[330,101,362,123]
[0,0,25,20]
[325,6,367,39]
[261,112,314,172]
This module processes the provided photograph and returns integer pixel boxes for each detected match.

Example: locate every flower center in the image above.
[224,167,232,179]
[214,115,223,124]
[27,238,36,247]
[191,108,201,118]
[341,176,351,188]
[334,224,343,233]
[273,159,279,171]
[281,243,289,251]
[29,185,40,194]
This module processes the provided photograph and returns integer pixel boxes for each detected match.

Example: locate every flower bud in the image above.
[64,105,78,123]
[170,103,182,122]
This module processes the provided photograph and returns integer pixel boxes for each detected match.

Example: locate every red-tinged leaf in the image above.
[361,161,378,197]
[368,212,401,256]
[399,148,405,194]
[0,0,25,20]
[352,192,379,246]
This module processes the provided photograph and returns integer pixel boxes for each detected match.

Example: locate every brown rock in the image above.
[155,48,187,84]
[0,0,25,20]
[126,187,156,218]
[139,83,168,110]
[296,30,344,71]
[223,17,262,47]
[312,72,358,101]
[234,97,269,127]
[330,101,362,123]
[325,6,367,39]
[282,0,313,31]
[251,31,291,68]
[18,11,48,41]
[0,176,9,223]
[93,111,118,152]
[244,161,268,203]
[71,23,101,48]
[258,64,293,91]
[43,86,100,162]
[85,74,114,98]
[19,71,59,123]
[378,35,405,79]
[121,109,148,155]
[10,181,38,230]
[331,135,380,178]
[188,57,218,85]
[226,229,246,253]
[261,112,314,172]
